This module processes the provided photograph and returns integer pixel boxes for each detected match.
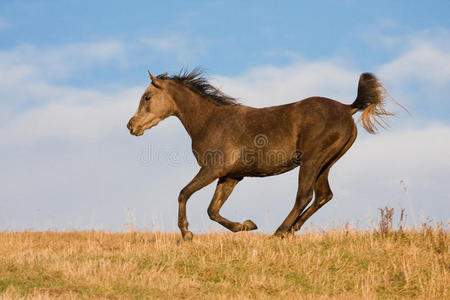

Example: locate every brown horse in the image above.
[127,69,394,240]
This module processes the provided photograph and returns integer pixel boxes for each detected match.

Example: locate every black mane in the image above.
[159,68,239,106]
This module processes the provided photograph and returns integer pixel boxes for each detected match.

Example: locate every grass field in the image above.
[0,220,448,299]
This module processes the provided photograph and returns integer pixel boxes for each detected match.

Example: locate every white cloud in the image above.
[214,61,358,108]
[0,87,140,146]
[0,41,126,82]
[378,42,450,85]
[0,40,134,145]
[341,124,450,179]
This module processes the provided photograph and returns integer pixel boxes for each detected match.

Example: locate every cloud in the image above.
[372,34,450,120]
[0,40,134,145]
[341,123,450,178]
[0,41,126,82]
[360,28,450,90]
[214,61,358,108]
[378,42,450,85]
[0,87,141,146]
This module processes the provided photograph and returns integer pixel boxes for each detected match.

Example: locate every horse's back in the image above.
[237,96,355,135]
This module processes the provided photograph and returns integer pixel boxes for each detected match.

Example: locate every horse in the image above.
[127,69,394,240]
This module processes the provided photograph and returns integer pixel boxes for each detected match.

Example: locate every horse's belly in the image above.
[247,164,299,177]
[229,148,301,177]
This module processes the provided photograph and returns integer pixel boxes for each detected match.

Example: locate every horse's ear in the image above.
[148,70,161,88]
[163,72,168,79]
[148,70,156,82]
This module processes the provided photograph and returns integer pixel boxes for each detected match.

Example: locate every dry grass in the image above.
[0,224,448,299]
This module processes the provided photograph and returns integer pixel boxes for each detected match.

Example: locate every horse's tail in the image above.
[350,73,394,134]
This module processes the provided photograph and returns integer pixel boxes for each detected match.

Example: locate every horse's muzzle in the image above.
[127,117,134,129]
[127,118,143,136]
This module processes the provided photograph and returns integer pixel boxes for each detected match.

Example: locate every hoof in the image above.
[242,220,258,231]
[273,231,289,238]
[182,231,193,241]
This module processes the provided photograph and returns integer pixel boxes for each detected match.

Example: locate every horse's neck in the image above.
[172,88,219,139]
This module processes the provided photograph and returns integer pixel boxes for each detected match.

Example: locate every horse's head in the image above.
[127,71,176,136]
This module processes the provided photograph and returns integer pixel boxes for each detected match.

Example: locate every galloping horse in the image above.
[127,69,394,240]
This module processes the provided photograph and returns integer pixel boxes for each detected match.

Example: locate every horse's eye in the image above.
[144,95,151,101]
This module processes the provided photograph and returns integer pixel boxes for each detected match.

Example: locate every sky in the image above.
[0,1,449,233]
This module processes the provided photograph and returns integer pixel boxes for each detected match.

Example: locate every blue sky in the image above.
[0,1,449,232]
[2,1,450,84]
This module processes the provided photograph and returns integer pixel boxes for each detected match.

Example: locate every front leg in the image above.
[207,176,258,232]
[178,167,218,240]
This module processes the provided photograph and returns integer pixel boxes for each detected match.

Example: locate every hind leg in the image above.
[291,127,357,232]
[207,177,257,232]
[274,161,320,237]
[290,169,333,232]
[273,135,340,237]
